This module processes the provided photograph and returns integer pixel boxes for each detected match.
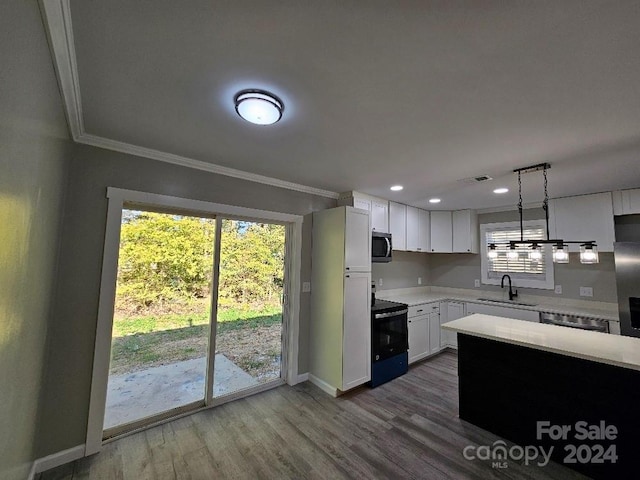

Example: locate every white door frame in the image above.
[85,187,303,455]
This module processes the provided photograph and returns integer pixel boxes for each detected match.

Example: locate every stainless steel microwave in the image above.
[372,232,392,263]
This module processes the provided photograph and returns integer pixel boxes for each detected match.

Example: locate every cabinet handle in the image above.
[346,267,350,270]
[346,275,350,278]
[408,320,412,323]
[417,309,423,313]
[467,249,470,252]
[432,249,435,252]
[417,248,421,251]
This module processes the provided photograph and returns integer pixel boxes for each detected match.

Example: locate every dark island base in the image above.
[458,333,640,480]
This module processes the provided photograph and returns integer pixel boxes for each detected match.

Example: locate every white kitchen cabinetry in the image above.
[613,188,640,215]
[466,303,539,322]
[452,210,479,253]
[407,303,441,363]
[338,191,389,233]
[406,206,430,252]
[549,192,615,252]
[389,202,407,250]
[408,315,429,364]
[310,206,371,394]
[430,211,453,252]
[371,200,389,233]
[441,301,465,348]
[342,272,372,390]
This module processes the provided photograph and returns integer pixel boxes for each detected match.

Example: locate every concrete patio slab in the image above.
[104,354,258,429]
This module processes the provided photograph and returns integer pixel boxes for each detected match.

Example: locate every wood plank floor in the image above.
[39,351,588,479]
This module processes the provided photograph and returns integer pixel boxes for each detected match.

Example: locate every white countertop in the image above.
[376,287,619,321]
[443,314,640,371]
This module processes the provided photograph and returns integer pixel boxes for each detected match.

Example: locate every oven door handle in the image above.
[374,309,408,319]
[385,237,391,257]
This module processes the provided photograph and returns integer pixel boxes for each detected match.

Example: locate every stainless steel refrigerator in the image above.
[614,242,640,338]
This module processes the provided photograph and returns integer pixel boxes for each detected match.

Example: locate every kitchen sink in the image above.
[476,297,537,307]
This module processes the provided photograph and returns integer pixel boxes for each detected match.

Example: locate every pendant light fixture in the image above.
[234,89,284,125]
[486,163,598,265]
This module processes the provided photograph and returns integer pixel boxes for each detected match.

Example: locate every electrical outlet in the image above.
[418,277,422,285]
[554,285,562,294]
[474,279,480,288]
[302,282,311,293]
[379,278,383,287]
[580,286,593,297]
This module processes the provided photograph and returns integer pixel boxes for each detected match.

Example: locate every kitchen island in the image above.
[443,315,640,480]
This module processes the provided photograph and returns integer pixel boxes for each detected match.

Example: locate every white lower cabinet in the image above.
[441,301,465,348]
[408,303,441,364]
[408,315,429,363]
[342,272,372,390]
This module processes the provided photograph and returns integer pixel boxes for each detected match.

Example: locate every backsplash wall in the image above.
[372,251,430,291]
[428,252,618,303]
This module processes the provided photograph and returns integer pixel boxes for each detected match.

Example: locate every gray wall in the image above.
[38,144,335,457]
[0,1,71,478]
[372,251,430,291]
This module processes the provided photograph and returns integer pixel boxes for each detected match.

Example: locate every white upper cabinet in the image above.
[371,200,389,233]
[344,207,371,271]
[406,206,430,252]
[613,188,640,215]
[338,191,389,233]
[549,192,615,252]
[389,202,407,251]
[430,211,453,252]
[452,210,479,253]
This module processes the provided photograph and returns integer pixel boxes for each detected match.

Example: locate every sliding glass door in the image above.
[102,208,286,437]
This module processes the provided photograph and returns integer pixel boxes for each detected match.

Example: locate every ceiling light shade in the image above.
[429,198,441,204]
[553,243,569,263]
[528,243,542,261]
[487,243,498,259]
[507,246,519,260]
[580,243,599,264]
[390,185,403,191]
[493,187,509,194]
[234,89,284,125]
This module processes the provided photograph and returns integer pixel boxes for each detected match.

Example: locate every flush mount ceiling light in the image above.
[486,163,598,265]
[234,89,284,125]
[390,185,404,191]
[493,187,509,194]
[429,198,441,204]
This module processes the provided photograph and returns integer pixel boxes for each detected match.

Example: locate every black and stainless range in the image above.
[370,299,408,387]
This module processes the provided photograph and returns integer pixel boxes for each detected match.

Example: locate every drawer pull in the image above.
[417,309,423,313]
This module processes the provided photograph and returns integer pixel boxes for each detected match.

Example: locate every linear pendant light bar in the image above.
[487,162,599,265]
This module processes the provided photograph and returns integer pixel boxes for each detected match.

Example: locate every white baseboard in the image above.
[308,374,338,397]
[33,444,85,474]
[294,372,309,384]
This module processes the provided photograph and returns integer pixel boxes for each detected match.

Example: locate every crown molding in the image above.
[77,133,339,198]
[40,0,83,139]
[39,0,339,200]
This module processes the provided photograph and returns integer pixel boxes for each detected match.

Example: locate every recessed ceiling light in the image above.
[234,89,284,125]
[390,185,403,191]
[493,187,509,194]
[429,198,441,204]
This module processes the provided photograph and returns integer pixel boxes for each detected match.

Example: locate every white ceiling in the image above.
[67,0,640,210]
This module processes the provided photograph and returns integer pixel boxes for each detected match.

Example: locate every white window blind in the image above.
[480,221,554,289]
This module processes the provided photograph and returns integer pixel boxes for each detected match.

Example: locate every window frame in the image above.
[480,220,554,290]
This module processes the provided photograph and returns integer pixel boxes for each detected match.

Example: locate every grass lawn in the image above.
[109,306,282,376]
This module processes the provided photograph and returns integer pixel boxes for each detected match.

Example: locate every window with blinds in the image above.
[480,221,554,289]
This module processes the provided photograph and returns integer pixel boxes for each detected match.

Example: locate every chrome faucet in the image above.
[501,274,518,301]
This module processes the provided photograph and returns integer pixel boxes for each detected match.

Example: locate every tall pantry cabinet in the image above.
[309,206,372,395]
